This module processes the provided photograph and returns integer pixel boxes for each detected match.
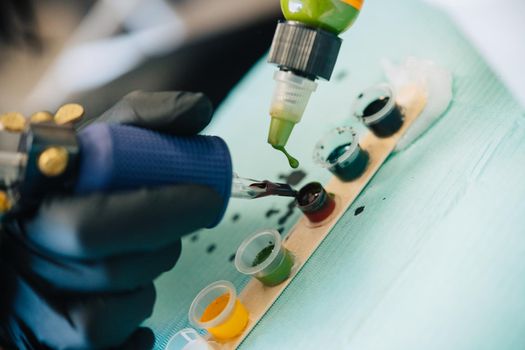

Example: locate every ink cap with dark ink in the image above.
[296,182,336,224]
[354,83,404,138]
[313,126,369,182]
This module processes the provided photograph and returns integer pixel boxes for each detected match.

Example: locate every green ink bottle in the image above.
[267,0,364,166]
[281,0,363,34]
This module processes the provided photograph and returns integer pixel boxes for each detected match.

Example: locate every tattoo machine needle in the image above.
[231,173,298,200]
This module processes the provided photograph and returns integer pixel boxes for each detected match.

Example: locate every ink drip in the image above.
[273,145,300,169]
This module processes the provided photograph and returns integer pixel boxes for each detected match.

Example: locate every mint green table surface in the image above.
[145,0,525,349]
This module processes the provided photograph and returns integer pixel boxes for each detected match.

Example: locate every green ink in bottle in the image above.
[267,0,364,168]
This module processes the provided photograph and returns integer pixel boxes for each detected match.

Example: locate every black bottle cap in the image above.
[268,21,342,81]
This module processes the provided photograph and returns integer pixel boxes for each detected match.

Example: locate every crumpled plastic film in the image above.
[382,57,453,151]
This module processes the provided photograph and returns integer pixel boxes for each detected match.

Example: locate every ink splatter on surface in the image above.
[278,200,297,226]
[232,213,241,222]
[229,254,236,262]
[277,227,285,234]
[335,70,348,82]
[279,170,307,186]
[207,244,217,254]
[190,234,198,242]
[354,206,365,216]
[265,208,281,218]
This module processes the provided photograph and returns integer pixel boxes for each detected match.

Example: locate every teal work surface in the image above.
[145,0,525,349]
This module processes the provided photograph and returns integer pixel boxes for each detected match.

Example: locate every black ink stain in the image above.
[382,197,386,201]
[278,170,307,186]
[207,244,216,254]
[229,253,236,262]
[265,208,280,218]
[232,214,240,222]
[354,206,365,216]
[190,234,198,242]
[277,200,297,226]
[277,227,285,234]
[335,70,348,81]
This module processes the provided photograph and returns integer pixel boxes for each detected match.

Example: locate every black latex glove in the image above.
[0,91,224,350]
[0,0,39,48]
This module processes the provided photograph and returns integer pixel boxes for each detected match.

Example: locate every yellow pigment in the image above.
[200,293,249,341]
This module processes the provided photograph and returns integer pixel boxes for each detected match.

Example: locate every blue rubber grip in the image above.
[76,123,232,227]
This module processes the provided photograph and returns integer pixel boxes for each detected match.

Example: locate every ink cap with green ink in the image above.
[235,228,295,286]
[313,126,369,181]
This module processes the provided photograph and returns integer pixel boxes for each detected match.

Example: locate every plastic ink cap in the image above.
[314,127,360,169]
[354,83,405,138]
[166,328,211,350]
[296,182,337,224]
[353,83,397,125]
[235,229,295,286]
[313,126,369,181]
[189,281,249,341]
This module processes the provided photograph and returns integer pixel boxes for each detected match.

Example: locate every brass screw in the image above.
[38,147,69,177]
[0,112,26,132]
[55,103,85,125]
[30,111,54,124]
[0,191,10,213]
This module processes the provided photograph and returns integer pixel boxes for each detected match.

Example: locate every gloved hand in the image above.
[0,0,39,47]
[0,91,224,349]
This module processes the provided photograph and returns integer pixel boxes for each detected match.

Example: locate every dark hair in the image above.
[0,0,39,47]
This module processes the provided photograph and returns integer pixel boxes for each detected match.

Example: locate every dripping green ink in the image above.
[273,145,300,169]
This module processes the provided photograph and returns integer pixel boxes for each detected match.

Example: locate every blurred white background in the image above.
[0,0,523,118]
[0,0,280,115]
[426,0,525,107]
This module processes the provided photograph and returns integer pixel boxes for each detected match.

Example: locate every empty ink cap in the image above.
[235,229,295,286]
[189,281,249,341]
[166,328,211,350]
[353,83,397,125]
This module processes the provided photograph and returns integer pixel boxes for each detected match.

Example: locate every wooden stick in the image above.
[213,86,427,350]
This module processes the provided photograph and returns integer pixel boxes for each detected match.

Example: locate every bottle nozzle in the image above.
[267,117,296,147]
[267,71,317,147]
